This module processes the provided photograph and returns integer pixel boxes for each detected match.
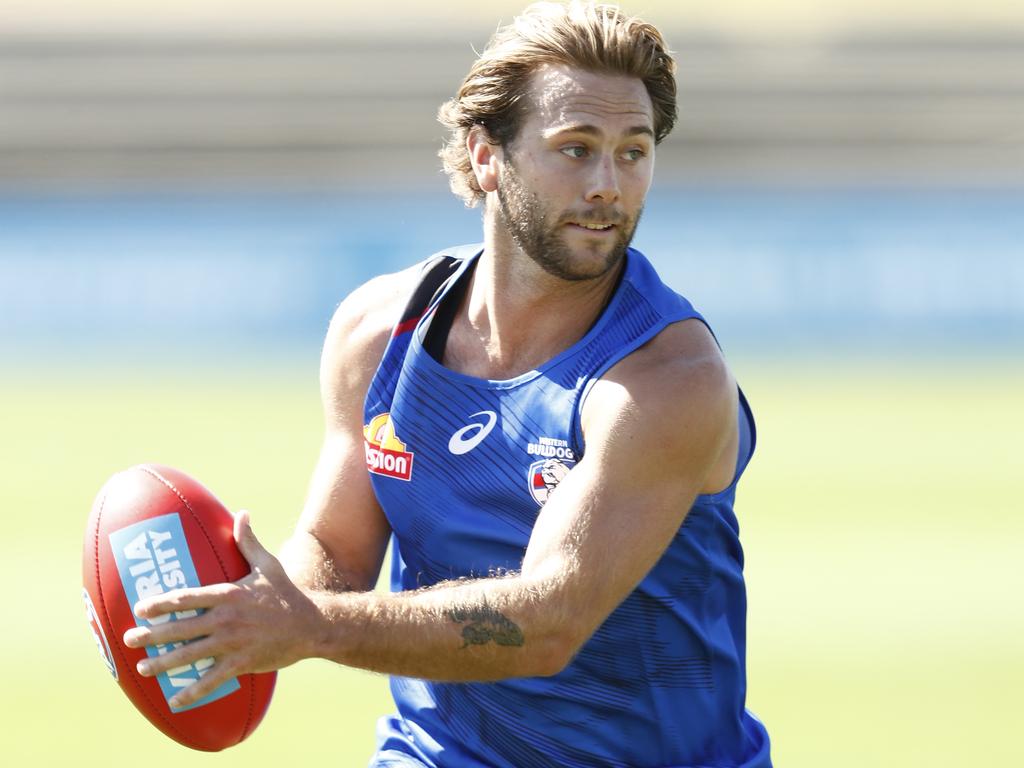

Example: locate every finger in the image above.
[134,634,219,679]
[233,509,270,567]
[168,660,240,710]
[134,583,234,621]
[123,610,215,649]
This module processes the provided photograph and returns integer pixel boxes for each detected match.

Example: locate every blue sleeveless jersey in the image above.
[364,246,771,768]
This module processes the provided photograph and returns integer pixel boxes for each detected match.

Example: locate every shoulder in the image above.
[581,319,736,468]
[319,263,424,428]
[610,318,732,400]
[323,265,421,361]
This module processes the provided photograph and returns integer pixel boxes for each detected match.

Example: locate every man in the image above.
[125,2,772,765]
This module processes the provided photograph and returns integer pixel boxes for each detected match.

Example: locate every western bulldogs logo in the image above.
[528,458,575,506]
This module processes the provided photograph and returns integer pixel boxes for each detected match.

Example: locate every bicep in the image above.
[282,272,411,592]
[520,337,735,643]
[519,422,704,639]
[287,428,391,592]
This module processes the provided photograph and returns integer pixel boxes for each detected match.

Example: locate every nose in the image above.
[584,154,620,204]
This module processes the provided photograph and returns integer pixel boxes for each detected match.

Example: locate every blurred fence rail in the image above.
[1,31,1023,188]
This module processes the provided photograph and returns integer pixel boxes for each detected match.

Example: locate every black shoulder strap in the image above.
[392,249,469,337]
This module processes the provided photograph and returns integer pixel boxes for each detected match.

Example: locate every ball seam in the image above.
[93,472,186,740]
[138,465,258,742]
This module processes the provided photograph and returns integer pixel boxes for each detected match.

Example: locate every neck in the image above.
[442,213,624,380]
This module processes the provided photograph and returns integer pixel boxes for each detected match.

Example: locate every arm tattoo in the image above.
[445,605,525,649]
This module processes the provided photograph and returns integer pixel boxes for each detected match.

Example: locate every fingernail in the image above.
[137,660,151,675]
[169,695,182,708]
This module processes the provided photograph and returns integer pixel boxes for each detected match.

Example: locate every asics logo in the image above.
[448,410,498,455]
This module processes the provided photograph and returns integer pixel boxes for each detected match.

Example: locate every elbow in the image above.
[528,627,586,677]
[515,573,596,677]
[514,564,597,677]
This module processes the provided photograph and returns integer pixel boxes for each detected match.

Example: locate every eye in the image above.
[561,145,588,159]
[622,148,647,162]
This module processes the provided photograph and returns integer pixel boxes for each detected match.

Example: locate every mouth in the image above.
[566,221,616,233]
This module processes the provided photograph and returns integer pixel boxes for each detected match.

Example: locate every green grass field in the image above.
[2,356,1021,766]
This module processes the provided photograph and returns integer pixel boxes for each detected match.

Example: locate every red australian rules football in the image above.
[82,464,276,751]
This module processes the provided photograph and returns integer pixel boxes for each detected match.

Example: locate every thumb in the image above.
[233,509,270,567]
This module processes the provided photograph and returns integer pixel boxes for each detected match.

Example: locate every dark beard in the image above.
[495,160,640,282]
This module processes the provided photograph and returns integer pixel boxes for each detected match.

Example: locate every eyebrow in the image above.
[546,124,655,141]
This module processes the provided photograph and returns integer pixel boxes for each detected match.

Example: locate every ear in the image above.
[467,125,502,194]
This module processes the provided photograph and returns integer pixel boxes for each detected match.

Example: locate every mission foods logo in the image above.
[364,413,414,481]
[109,513,240,712]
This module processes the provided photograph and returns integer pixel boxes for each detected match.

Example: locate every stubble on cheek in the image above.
[496,162,636,282]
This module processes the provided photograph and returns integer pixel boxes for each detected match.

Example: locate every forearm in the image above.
[308,571,576,681]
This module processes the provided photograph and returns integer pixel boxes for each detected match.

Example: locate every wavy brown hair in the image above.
[438,1,677,207]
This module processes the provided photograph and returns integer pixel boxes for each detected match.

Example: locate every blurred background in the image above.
[2,1,1021,765]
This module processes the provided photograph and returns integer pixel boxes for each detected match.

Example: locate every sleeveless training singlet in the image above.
[363,246,771,768]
